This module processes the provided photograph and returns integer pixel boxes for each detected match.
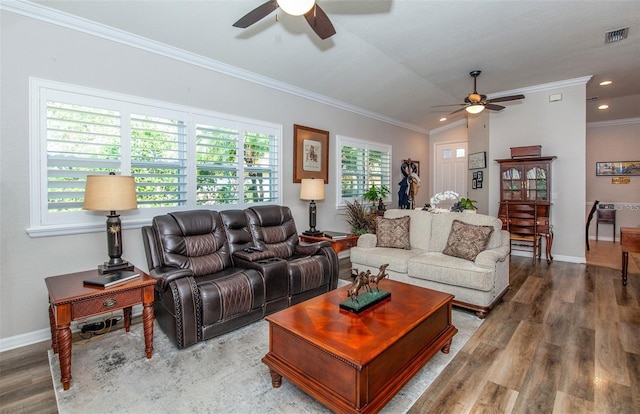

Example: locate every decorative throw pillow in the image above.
[442,219,494,261]
[376,216,411,249]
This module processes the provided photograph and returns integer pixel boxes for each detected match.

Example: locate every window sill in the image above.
[26,219,149,238]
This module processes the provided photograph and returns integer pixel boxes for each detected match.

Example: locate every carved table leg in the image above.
[142,302,154,359]
[269,369,283,388]
[441,338,452,354]
[56,323,72,390]
[123,306,132,333]
[48,304,58,354]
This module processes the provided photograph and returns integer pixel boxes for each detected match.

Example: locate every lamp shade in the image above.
[83,174,138,211]
[466,104,485,114]
[278,0,315,16]
[300,178,325,201]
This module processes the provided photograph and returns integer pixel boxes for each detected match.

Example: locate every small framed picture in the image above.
[473,172,478,179]
[469,152,486,170]
[477,171,483,180]
[472,179,477,189]
[477,179,483,189]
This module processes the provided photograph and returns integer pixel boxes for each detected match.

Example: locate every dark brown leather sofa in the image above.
[141,206,338,349]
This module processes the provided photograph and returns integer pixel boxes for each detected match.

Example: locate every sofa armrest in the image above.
[356,233,377,248]
[295,240,331,256]
[150,266,194,291]
[474,245,510,269]
[233,249,276,262]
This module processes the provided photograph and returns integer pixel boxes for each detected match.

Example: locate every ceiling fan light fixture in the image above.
[466,104,485,114]
[278,0,315,16]
[468,93,482,103]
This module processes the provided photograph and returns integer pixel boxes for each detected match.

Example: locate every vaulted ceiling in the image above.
[26,0,640,133]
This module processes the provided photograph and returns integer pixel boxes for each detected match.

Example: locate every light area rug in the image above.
[50,308,482,414]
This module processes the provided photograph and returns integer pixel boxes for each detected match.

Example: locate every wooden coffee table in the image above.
[262,279,457,414]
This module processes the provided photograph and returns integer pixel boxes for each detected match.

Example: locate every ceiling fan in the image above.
[434,71,525,115]
[233,0,336,40]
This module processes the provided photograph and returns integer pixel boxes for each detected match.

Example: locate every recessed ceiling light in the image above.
[599,80,613,86]
[598,104,610,110]
[439,117,447,122]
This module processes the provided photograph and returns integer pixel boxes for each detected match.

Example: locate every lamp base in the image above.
[302,230,323,237]
[98,261,134,274]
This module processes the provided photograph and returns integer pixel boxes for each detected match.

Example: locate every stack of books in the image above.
[84,270,140,288]
[322,231,350,240]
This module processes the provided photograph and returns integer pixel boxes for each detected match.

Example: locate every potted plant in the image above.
[342,199,376,234]
[363,185,390,211]
[450,198,478,212]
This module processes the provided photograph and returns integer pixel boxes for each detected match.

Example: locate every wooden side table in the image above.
[621,227,640,286]
[45,267,156,390]
[299,233,360,254]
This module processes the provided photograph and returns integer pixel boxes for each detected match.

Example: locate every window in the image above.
[29,79,281,237]
[337,135,391,206]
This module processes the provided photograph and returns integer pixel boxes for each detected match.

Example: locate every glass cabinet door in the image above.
[502,166,523,200]
[525,166,548,200]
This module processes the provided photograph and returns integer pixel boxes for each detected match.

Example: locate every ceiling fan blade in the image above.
[233,0,278,28]
[432,104,466,108]
[304,4,336,39]
[448,107,469,116]
[487,94,525,103]
[485,103,505,111]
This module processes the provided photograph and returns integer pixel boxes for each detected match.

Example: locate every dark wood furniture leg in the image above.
[142,297,155,359]
[622,251,629,286]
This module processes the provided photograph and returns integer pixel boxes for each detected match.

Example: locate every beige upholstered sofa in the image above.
[350,209,510,318]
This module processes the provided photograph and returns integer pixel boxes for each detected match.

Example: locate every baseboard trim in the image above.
[0,306,145,353]
[510,251,585,264]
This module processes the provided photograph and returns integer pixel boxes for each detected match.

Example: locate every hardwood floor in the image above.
[409,244,640,414]
[1,242,638,414]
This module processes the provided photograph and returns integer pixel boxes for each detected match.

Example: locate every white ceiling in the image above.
[26,0,640,133]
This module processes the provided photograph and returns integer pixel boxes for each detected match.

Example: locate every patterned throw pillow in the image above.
[376,216,411,249]
[442,219,494,261]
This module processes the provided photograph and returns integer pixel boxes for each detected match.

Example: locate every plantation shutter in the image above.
[339,136,391,201]
[130,113,187,208]
[243,128,278,204]
[46,100,121,213]
[195,123,240,205]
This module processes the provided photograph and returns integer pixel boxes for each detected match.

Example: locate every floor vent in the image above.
[605,27,629,43]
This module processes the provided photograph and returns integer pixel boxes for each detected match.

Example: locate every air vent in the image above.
[605,27,629,43]
[586,96,599,102]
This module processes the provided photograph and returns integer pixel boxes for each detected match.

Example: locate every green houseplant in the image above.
[342,199,376,235]
[362,185,390,210]
[450,198,478,212]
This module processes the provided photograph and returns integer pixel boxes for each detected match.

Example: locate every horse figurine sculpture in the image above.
[347,270,371,303]
[368,264,389,291]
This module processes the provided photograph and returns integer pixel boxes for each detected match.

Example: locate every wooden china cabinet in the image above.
[496,155,557,263]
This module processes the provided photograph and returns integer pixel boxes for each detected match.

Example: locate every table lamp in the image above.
[300,178,325,236]
[83,172,138,274]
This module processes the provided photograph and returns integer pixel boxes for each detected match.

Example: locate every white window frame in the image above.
[335,135,392,208]
[28,78,282,237]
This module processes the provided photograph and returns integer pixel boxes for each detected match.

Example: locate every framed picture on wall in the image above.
[472,179,477,189]
[595,161,640,176]
[468,152,486,169]
[294,124,329,183]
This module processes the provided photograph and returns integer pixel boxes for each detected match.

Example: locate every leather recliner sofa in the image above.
[141,205,339,349]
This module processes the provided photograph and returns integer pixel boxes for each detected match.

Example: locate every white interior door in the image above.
[434,141,468,200]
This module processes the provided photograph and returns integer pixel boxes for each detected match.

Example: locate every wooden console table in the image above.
[621,227,640,286]
[45,267,156,390]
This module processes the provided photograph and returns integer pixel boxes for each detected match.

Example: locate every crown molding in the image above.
[587,117,640,128]
[488,76,593,99]
[428,118,467,136]
[1,0,430,135]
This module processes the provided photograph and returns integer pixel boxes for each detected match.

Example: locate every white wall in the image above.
[0,11,428,346]
[488,81,588,262]
[585,118,640,240]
